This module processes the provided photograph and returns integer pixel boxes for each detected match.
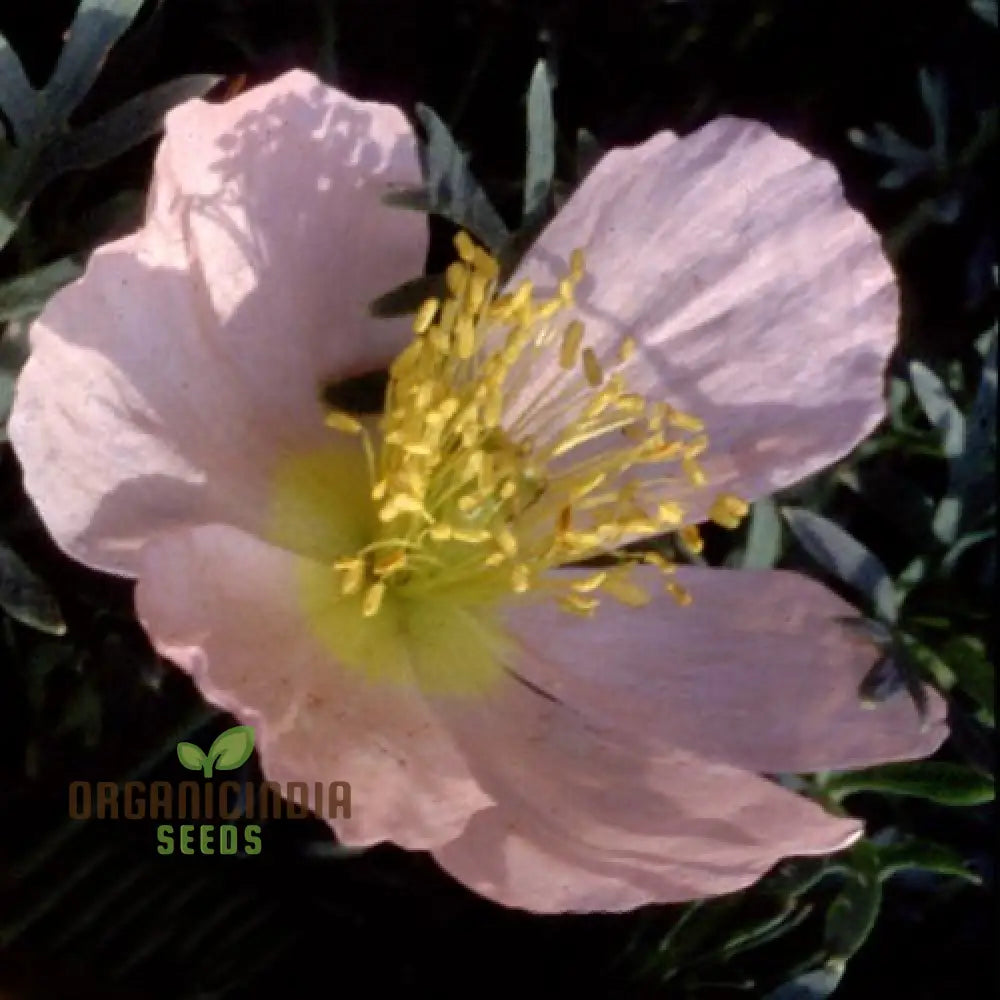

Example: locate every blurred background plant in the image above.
[0,1,995,997]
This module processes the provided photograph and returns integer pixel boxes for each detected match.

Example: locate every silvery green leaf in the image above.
[896,554,927,590]
[741,496,782,568]
[414,103,509,253]
[523,59,555,224]
[950,325,997,515]
[782,507,900,623]
[1,321,30,438]
[917,67,948,161]
[0,258,83,322]
[764,964,845,1000]
[931,495,964,545]
[32,74,220,192]
[368,272,446,318]
[909,359,965,458]
[969,0,997,28]
[0,32,37,141]
[0,541,66,635]
[42,0,145,126]
[380,185,432,211]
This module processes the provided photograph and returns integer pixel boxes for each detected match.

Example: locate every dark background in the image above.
[0,2,995,997]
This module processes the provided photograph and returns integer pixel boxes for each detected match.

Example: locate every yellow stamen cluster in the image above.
[323,232,749,619]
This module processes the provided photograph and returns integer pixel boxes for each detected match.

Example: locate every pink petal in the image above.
[135,523,491,850]
[9,70,426,576]
[506,566,947,775]
[509,117,897,521]
[430,678,861,913]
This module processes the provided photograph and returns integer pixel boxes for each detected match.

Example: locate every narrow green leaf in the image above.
[824,762,994,806]
[782,507,900,623]
[742,497,782,568]
[823,873,882,959]
[380,185,432,212]
[940,528,996,576]
[876,839,981,884]
[0,32,37,141]
[909,359,965,458]
[414,103,509,252]
[207,724,255,771]
[523,59,556,223]
[368,272,446,318]
[43,0,146,125]
[175,741,206,771]
[1,321,30,438]
[0,540,66,634]
[940,635,995,722]
[0,257,83,321]
[33,74,221,190]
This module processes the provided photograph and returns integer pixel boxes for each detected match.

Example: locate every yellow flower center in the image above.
[276,233,747,694]
[329,232,746,612]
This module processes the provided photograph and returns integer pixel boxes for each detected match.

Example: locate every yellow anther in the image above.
[679,524,704,554]
[453,230,477,263]
[559,320,585,370]
[455,315,477,359]
[511,564,531,592]
[413,297,440,334]
[558,277,576,303]
[643,441,683,463]
[642,551,675,572]
[472,247,498,279]
[445,261,468,297]
[684,435,709,459]
[682,456,707,487]
[560,592,599,616]
[451,528,491,544]
[572,570,607,593]
[334,558,365,596]
[619,516,658,534]
[569,247,585,279]
[494,527,518,557]
[602,572,651,607]
[708,493,750,529]
[665,581,692,606]
[325,410,363,434]
[362,581,386,617]
[664,406,705,433]
[568,472,606,501]
[467,274,489,314]
[657,501,685,526]
[429,522,453,541]
[617,337,636,363]
[581,347,603,388]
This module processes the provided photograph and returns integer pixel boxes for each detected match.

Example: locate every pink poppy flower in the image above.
[8,69,947,913]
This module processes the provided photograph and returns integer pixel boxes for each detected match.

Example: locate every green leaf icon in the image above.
[206,725,255,775]
[177,741,206,772]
